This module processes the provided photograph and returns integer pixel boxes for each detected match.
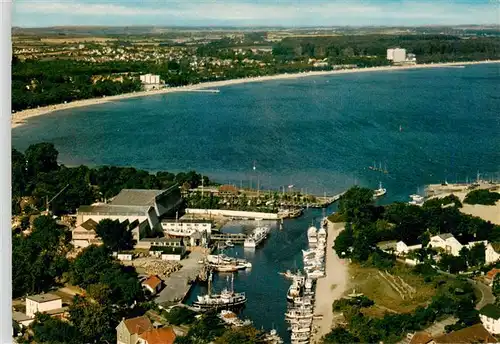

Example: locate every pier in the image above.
[155,249,207,307]
[178,89,220,93]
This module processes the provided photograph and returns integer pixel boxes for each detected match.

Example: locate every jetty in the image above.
[177,89,220,93]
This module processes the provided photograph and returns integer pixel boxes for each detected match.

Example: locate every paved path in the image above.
[155,250,205,306]
[311,221,348,344]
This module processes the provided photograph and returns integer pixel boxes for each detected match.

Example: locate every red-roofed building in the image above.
[485,268,500,286]
[116,315,153,344]
[141,275,163,295]
[138,327,176,344]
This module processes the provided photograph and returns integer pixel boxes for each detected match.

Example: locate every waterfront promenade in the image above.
[155,249,206,306]
[311,221,348,343]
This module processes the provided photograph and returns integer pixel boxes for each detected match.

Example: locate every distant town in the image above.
[11,25,500,114]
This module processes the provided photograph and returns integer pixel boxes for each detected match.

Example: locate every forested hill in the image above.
[272,34,500,62]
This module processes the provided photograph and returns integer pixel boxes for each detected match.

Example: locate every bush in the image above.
[464,189,500,206]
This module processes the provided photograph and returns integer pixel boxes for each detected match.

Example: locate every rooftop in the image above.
[122,315,153,335]
[26,293,61,303]
[77,204,151,216]
[110,189,165,207]
[436,233,454,240]
[162,219,213,224]
[142,275,162,290]
[78,219,98,231]
[12,311,33,323]
[480,303,500,319]
[139,327,176,344]
[409,331,433,344]
[432,324,497,344]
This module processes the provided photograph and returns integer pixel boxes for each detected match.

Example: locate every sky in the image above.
[12,0,500,28]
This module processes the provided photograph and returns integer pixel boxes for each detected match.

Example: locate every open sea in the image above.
[12,63,500,342]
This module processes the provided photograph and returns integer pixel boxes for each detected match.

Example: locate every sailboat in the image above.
[373,182,387,198]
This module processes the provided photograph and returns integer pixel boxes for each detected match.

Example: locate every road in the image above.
[434,268,495,310]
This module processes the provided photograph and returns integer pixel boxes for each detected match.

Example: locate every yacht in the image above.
[225,240,234,247]
[263,329,284,344]
[307,225,318,246]
[243,226,270,248]
[317,226,326,241]
[373,182,387,198]
[192,273,247,311]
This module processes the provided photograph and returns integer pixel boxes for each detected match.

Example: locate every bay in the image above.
[12,63,500,343]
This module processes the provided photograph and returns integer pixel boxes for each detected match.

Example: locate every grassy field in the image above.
[347,263,437,317]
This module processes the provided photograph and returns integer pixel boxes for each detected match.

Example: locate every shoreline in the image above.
[11,60,500,129]
[311,221,348,343]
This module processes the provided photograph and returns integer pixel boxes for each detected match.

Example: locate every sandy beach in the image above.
[427,183,500,225]
[311,221,348,344]
[11,60,500,129]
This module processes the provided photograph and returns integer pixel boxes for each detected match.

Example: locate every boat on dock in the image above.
[192,273,247,311]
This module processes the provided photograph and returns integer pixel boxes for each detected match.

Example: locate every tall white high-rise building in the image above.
[387,48,407,63]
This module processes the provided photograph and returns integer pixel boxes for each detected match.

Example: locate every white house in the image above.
[71,218,102,248]
[479,303,500,334]
[26,293,63,318]
[428,233,463,256]
[141,275,163,295]
[396,241,422,254]
[486,243,500,264]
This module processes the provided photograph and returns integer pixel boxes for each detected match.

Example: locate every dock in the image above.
[155,249,206,307]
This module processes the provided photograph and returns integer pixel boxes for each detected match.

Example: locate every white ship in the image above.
[307,225,318,246]
[373,181,387,198]
[244,226,270,248]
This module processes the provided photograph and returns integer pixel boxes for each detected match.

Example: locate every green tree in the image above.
[337,186,374,225]
[464,189,500,206]
[30,312,81,344]
[468,243,486,267]
[25,142,59,177]
[95,219,135,251]
[69,295,117,343]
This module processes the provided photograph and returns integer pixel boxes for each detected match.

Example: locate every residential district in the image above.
[10,143,500,344]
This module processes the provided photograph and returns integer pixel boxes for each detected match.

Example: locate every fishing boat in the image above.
[373,182,387,198]
[192,273,247,311]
